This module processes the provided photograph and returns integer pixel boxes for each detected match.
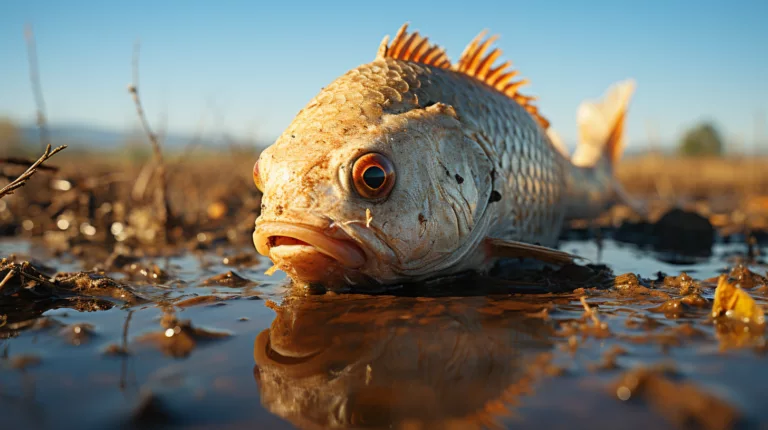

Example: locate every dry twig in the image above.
[0,270,15,291]
[24,24,50,152]
[3,24,67,199]
[0,144,67,199]
[128,41,171,242]
[130,158,157,201]
[0,259,57,291]
[580,296,603,326]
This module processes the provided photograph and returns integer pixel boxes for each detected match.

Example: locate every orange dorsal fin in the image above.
[454,31,549,130]
[376,23,451,69]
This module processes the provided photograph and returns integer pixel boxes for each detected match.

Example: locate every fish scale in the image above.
[252,24,635,286]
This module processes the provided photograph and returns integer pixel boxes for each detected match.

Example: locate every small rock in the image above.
[201,271,254,288]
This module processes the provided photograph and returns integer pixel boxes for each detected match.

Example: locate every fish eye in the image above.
[253,159,263,192]
[352,153,396,200]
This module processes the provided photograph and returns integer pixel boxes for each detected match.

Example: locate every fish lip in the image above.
[253,221,366,269]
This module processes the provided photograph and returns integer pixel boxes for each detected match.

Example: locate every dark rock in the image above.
[652,208,715,256]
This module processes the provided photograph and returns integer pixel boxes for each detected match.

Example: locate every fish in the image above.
[252,23,636,288]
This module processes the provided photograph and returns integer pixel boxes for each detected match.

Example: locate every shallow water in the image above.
[1,238,766,429]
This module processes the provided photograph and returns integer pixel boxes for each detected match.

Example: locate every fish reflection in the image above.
[253,293,556,429]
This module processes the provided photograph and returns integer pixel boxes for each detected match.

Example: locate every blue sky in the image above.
[1,0,766,150]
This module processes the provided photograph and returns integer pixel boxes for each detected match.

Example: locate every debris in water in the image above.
[579,296,610,337]
[137,312,231,358]
[728,265,768,290]
[59,322,95,345]
[103,343,130,356]
[611,366,741,430]
[7,353,42,370]
[222,252,258,267]
[201,271,255,287]
[588,345,627,372]
[54,271,147,304]
[663,272,700,295]
[175,295,236,308]
[712,274,765,327]
[0,258,146,322]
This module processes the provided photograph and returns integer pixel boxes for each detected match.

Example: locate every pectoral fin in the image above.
[613,180,648,218]
[485,237,579,265]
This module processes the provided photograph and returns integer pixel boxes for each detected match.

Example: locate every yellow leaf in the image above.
[712,274,765,326]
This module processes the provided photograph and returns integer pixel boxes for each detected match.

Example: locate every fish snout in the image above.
[253,221,367,286]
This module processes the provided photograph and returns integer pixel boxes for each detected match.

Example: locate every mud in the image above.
[1,157,768,429]
[0,234,766,429]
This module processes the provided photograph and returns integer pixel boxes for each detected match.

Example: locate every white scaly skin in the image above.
[253,31,634,288]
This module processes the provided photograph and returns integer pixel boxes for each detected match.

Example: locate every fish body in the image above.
[252,24,635,287]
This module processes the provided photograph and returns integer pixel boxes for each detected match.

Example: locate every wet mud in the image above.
[1,235,767,429]
[1,158,768,429]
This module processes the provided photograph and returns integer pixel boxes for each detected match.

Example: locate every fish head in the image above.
[253,100,494,288]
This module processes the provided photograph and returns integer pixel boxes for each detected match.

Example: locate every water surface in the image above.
[1,238,766,429]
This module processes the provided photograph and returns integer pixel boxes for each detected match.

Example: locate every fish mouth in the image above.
[253,221,366,269]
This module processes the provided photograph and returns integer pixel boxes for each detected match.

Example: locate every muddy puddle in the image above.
[0,236,766,430]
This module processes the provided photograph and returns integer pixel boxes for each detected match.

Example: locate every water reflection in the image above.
[253,293,556,429]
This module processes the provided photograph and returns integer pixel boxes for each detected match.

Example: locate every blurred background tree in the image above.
[0,117,22,156]
[678,122,724,156]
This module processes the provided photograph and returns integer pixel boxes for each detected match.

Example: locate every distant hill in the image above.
[23,122,738,156]
[20,123,264,150]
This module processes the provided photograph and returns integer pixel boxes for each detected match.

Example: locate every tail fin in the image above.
[565,80,646,218]
[571,79,636,168]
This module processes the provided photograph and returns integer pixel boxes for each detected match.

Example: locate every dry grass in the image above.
[0,149,260,258]
[617,154,768,198]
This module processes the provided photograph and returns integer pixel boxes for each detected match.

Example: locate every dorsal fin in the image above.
[376,23,451,69]
[455,31,550,130]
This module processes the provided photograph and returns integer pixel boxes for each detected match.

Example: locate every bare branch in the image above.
[128,41,171,243]
[130,157,157,201]
[24,24,51,152]
[128,42,164,162]
[0,144,67,199]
